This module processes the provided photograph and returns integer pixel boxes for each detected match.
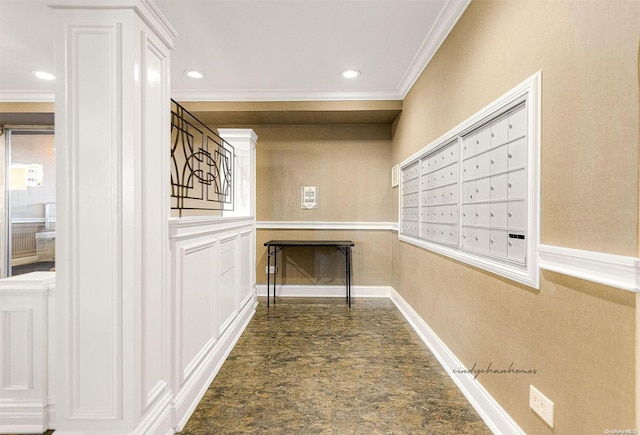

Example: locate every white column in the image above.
[217,129,258,316]
[217,129,258,219]
[50,1,176,433]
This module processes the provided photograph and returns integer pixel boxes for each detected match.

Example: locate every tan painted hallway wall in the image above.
[251,125,394,286]
[391,1,638,433]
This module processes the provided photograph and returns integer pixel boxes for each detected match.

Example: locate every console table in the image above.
[263,240,355,307]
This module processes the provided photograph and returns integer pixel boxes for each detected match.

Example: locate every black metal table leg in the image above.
[348,246,352,308]
[345,247,349,305]
[267,245,271,307]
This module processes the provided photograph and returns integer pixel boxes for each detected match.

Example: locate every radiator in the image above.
[12,231,37,258]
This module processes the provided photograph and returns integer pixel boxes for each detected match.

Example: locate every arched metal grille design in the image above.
[171,100,234,215]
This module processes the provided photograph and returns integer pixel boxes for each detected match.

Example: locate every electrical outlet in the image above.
[530,385,554,427]
[266,266,277,274]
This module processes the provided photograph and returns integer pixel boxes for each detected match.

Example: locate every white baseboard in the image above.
[255,284,392,298]
[134,391,173,435]
[173,292,258,432]
[46,401,55,430]
[389,288,525,435]
[0,424,47,435]
[0,401,47,434]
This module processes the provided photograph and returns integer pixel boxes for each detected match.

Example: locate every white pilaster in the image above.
[217,129,258,219]
[218,130,258,319]
[50,1,176,433]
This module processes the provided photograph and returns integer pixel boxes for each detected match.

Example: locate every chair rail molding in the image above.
[257,221,398,231]
[538,244,640,292]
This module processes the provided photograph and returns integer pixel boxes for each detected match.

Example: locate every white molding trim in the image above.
[0,91,55,103]
[397,0,471,98]
[257,221,397,231]
[538,244,640,293]
[132,391,173,435]
[171,88,401,102]
[169,216,254,240]
[389,288,525,435]
[255,284,392,299]
[0,272,56,293]
[10,218,57,225]
[46,399,55,431]
[0,401,48,434]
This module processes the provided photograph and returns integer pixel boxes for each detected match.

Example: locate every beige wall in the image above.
[255,125,392,222]
[392,0,638,433]
[251,125,394,286]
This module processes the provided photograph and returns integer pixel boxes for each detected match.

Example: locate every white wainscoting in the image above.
[0,272,56,434]
[0,216,257,434]
[169,216,257,432]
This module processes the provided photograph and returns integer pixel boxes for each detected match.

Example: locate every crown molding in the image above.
[397,0,471,99]
[171,88,402,102]
[256,221,397,231]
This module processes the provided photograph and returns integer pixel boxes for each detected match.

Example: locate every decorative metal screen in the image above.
[171,100,234,215]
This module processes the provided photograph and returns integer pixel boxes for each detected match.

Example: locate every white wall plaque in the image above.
[301,186,318,209]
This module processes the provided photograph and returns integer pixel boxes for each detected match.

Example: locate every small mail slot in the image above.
[509,234,525,240]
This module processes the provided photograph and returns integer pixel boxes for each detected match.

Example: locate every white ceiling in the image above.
[0,0,469,102]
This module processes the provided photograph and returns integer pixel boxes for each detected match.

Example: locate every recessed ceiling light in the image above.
[32,71,55,81]
[340,69,361,79]
[184,69,205,79]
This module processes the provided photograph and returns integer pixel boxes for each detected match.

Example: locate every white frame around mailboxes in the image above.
[398,71,541,289]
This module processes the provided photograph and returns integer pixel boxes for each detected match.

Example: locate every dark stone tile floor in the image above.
[179,297,490,435]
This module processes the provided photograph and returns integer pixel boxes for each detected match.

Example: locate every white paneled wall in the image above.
[0,217,257,434]
[0,272,55,433]
[170,217,257,431]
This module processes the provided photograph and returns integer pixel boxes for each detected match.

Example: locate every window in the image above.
[399,72,540,289]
